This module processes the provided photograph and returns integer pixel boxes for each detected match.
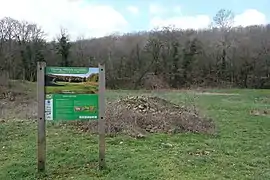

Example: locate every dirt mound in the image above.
[77,96,215,138]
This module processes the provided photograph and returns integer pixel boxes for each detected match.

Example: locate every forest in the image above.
[0,9,270,89]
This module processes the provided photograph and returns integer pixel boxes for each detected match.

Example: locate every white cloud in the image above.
[150,9,268,30]
[0,0,128,41]
[234,9,267,27]
[127,6,139,15]
[149,4,166,14]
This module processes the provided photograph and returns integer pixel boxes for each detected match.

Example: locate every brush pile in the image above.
[77,96,215,138]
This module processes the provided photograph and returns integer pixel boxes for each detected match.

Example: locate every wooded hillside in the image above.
[0,9,270,89]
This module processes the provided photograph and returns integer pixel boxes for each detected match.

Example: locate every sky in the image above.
[0,0,269,41]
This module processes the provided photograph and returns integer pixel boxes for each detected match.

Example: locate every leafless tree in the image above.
[0,8,270,89]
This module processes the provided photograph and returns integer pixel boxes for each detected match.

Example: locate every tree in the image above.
[212,9,235,82]
[171,42,181,88]
[213,9,234,30]
[0,15,270,89]
[182,38,202,86]
[56,28,71,66]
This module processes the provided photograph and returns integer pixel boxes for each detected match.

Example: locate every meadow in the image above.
[45,82,98,94]
[0,87,270,180]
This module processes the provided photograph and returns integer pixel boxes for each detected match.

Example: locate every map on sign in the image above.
[44,67,99,121]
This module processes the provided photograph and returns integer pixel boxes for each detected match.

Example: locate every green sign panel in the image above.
[44,67,99,121]
[46,67,89,74]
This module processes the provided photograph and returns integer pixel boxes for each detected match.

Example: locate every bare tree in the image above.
[0,11,270,89]
[212,9,235,83]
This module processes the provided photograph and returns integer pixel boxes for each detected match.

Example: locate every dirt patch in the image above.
[0,81,37,121]
[250,109,270,117]
[195,92,239,96]
[0,96,37,121]
[74,96,215,138]
[255,97,270,104]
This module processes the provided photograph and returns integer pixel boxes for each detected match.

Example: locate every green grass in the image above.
[1,89,270,179]
[46,82,98,94]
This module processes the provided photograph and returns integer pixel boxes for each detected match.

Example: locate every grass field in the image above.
[0,89,270,179]
[45,82,98,94]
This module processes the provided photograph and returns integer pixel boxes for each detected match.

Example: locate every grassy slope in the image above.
[0,88,270,180]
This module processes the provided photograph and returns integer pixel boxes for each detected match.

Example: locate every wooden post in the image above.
[37,61,46,172]
[98,63,106,170]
